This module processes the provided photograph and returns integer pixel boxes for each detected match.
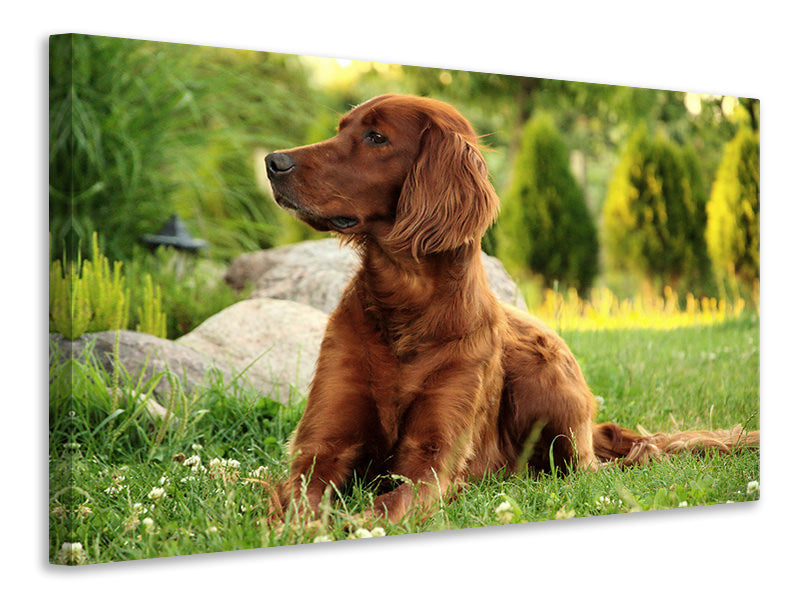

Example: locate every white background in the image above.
[7,1,797,597]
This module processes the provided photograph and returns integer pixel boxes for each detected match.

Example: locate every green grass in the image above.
[49,315,759,564]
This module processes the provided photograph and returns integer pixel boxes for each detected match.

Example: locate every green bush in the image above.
[705,128,759,285]
[497,113,598,295]
[49,232,243,341]
[49,233,166,340]
[603,126,708,289]
[125,246,243,339]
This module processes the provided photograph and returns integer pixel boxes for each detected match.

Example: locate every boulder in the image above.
[177,298,327,403]
[49,298,329,406]
[49,330,210,399]
[229,239,360,315]
[226,238,527,313]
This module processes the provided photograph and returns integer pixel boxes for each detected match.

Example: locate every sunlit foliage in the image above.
[497,113,598,295]
[603,126,708,289]
[706,128,760,286]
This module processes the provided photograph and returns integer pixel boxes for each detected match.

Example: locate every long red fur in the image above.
[264,94,759,523]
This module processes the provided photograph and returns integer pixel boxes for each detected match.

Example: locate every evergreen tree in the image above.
[603,126,708,288]
[705,128,760,285]
[498,113,598,294]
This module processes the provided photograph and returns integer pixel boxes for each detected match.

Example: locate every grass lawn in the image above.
[49,314,760,565]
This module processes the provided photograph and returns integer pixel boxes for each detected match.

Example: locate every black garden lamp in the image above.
[140,214,208,253]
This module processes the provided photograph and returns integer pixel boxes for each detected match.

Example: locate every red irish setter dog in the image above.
[265,94,758,524]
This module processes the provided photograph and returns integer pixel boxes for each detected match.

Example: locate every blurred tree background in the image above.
[49,34,317,261]
[496,112,598,295]
[602,126,708,296]
[50,34,760,331]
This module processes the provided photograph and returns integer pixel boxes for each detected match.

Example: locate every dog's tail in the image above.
[592,422,759,465]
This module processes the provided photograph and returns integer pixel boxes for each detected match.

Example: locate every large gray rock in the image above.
[228,239,360,314]
[49,330,211,399]
[49,298,329,405]
[176,298,327,403]
[226,238,527,313]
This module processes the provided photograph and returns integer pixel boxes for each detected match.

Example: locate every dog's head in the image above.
[266,94,499,258]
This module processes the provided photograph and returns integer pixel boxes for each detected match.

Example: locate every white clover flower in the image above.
[354,528,373,539]
[495,500,515,524]
[183,455,202,468]
[208,457,241,481]
[249,465,270,479]
[142,517,155,533]
[595,495,612,508]
[191,443,203,451]
[313,535,332,543]
[58,542,87,565]
[132,503,146,514]
[747,481,759,494]
[148,487,166,501]
[159,476,170,486]
[370,527,386,537]
[678,501,688,508]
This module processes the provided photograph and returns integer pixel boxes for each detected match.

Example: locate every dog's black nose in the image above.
[265,152,296,179]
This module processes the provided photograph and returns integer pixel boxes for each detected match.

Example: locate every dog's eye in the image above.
[364,130,389,146]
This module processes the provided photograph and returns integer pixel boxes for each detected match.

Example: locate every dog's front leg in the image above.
[282,330,378,519]
[366,363,486,523]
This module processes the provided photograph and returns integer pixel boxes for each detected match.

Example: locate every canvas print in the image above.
[48,34,760,565]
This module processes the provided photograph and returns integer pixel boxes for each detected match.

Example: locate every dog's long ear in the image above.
[387,124,499,259]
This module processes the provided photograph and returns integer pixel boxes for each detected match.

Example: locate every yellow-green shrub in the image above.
[134,274,168,339]
[49,233,166,339]
[705,128,759,285]
[603,126,708,289]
